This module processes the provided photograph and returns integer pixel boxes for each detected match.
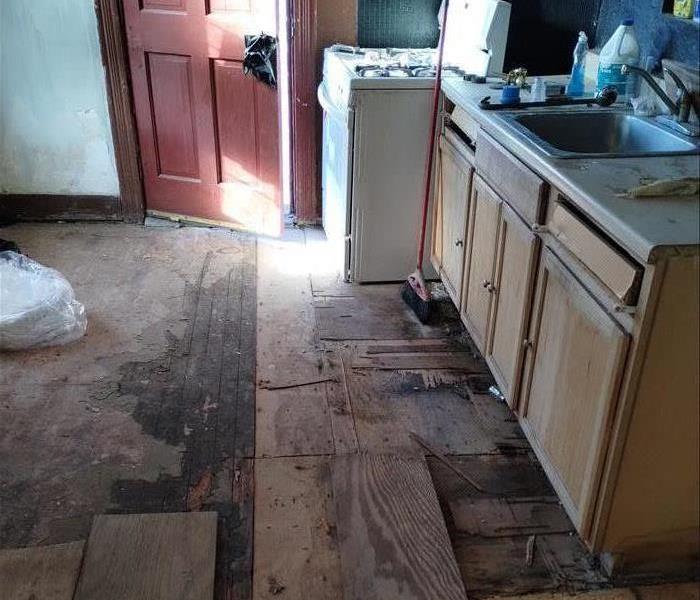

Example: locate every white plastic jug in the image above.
[597,19,640,100]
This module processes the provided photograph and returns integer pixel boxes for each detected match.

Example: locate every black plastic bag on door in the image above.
[243,34,277,88]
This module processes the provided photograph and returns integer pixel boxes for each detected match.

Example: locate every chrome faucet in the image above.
[621,64,698,136]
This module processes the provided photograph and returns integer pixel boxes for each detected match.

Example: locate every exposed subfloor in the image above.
[1,223,696,600]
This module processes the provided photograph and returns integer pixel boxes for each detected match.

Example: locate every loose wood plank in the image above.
[331,453,467,600]
[253,456,343,600]
[74,512,217,600]
[352,351,488,371]
[0,541,85,600]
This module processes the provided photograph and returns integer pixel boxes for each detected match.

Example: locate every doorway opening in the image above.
[98,0,295,236]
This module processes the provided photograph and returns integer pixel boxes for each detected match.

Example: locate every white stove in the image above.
[322,46,467,110]
[318,0,511,283]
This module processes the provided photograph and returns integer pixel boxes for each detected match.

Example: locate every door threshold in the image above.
[146,210,253,233]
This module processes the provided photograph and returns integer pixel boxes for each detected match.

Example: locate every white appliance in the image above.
[319,0,511,283]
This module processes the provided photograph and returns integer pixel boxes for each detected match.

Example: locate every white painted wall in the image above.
[0,0,119,196]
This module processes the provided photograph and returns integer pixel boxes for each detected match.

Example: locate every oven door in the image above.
[318,82,354,281]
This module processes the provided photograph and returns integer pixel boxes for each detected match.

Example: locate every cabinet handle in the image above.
[522,339,533,349]
[487,283,497,293]
[455,239,464,247]
[482,279,490,288]
[532,224,549,234]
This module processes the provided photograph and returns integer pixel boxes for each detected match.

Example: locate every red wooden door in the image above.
[124,0,281,236]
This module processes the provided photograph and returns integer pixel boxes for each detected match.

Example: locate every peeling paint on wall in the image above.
[0,0,119,196]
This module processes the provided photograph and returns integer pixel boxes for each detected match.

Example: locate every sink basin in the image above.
[498,111,700,158]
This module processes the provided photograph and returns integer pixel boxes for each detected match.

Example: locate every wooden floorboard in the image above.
[331,453,467,600]
[253,456,343,600]
[426,451,610,599]
[491,583,700,600]
[255,238,336,457]
[1,225,257,600]
[0,541,85,600]
[74,512,217,600]
[344,366,502,456]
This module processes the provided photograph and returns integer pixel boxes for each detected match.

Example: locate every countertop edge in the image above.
[441,78,700,264]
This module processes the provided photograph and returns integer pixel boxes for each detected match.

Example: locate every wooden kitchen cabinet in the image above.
[486,202,539,408]
[434,91,699,572]
[431,133,473,307]
[519,247,630,536]
[461,175,501,352]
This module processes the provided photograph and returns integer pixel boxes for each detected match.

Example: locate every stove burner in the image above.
[355,63,466,79]
[356,64,412,78]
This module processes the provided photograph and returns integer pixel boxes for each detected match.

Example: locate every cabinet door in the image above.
[437,137,473,306]
[486,203,539,408]
[520,248,630,536]
[461,175,501,353]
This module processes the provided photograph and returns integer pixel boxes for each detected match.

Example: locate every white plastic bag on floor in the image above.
[0,251,87,350]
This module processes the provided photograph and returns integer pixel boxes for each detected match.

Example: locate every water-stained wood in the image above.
[331,453,467,600]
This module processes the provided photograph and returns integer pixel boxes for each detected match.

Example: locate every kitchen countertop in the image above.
[442,77,700,263]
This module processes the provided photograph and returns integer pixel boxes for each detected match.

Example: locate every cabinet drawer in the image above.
[547,202,643,305]
[475,131,547,225]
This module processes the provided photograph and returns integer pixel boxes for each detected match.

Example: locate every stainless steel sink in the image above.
[498,110,700,158]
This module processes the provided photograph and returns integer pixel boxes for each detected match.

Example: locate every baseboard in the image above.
[0,194,122,223]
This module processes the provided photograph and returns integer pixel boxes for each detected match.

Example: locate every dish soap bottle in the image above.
[566,31,588,97]
[597,19,640,101]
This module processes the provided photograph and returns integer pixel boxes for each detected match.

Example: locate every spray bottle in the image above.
[566,31,588,97]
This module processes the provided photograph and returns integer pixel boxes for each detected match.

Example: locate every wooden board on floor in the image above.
[452,533,608,598]
[331,453,467,600]
[0,541,85,600]
[345,367,501,456]
[255,237,336,457]
[313,287,462,341]
[427,453,555,503]
[426,451,609,599]
[74,512,217,600]
[323,350,360,455]
[253,456,343,600]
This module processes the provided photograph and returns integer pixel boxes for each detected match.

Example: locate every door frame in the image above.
[95,0,145,224]
[95,0,297,226]
[289,0,319,222]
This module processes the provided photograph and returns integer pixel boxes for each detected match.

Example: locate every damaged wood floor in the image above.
[1,223,696,600]
[1,223,256,598]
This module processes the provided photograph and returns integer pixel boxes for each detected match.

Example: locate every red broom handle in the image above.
[417,0,450,269]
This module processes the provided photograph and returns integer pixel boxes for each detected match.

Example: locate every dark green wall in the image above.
[356,0,699,74]
[358,0,442,48]
[357,0,601,74]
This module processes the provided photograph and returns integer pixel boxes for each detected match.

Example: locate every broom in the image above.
[401,0,451,324]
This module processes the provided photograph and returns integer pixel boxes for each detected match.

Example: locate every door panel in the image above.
[486,203,539,407]
[461,175,501,353]
[124,0,281,235]
[148,53,200,180]
[141,0,187,11]
[210,0,252,12]
[520,248,629,535]
[213,60,257,184]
